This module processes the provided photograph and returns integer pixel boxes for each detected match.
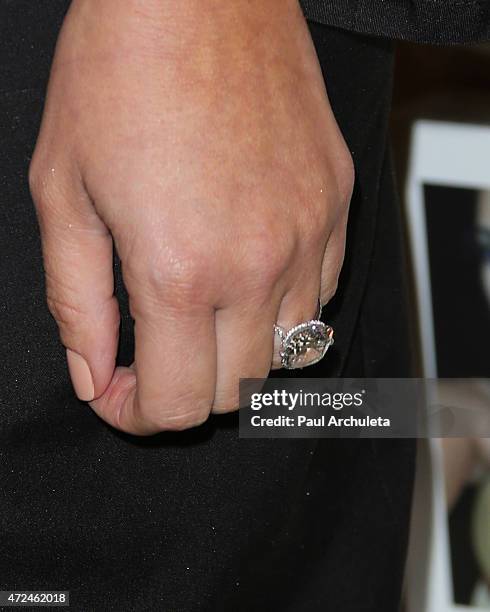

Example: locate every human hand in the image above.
[29,0,354,434]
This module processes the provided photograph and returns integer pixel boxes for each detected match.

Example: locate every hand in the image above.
[29,0,354,434]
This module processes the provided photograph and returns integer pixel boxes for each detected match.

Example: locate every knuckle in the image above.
[46,293,85,328]
[239,229,294,289]
[133,243,210,301]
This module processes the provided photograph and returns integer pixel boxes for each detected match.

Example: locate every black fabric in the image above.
[0,5,415,611]
[300,0,490,44]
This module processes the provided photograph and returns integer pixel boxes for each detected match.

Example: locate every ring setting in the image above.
[274,303,334,370]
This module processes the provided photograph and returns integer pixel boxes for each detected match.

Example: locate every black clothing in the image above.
[301,0,490,44]
[0,0,454,609]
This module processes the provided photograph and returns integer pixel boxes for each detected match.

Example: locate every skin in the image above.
[29,0,354,435]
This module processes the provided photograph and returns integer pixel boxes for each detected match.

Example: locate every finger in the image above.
[30,165,119,401]
[271,276,321,369]
[212,295,279,413]
[89,279,217,435]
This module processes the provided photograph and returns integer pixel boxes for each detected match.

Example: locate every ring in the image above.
[274,300,334,370]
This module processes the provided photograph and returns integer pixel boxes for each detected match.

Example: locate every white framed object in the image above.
[404,119,490,612]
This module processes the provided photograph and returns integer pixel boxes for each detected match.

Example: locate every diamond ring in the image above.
[274,301,334,370]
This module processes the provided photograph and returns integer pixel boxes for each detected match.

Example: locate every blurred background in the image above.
[390,42,490,611]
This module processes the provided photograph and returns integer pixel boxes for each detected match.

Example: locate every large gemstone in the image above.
[280,322,333,369]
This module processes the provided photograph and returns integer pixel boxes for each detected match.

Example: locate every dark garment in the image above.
[0,3,414,611]
[300,0,490,44]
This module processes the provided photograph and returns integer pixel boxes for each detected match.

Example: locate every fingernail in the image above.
[66,349,95,401]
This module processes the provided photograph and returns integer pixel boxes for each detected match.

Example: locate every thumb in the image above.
[30,164,119,401]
